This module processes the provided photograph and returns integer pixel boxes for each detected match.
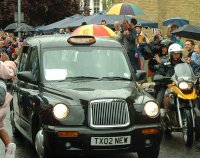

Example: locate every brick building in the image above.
[115,0,200,36]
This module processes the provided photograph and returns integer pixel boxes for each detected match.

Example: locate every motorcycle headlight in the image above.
[53,104,69,120]
[178,81,192,90]
[144,101,159,118]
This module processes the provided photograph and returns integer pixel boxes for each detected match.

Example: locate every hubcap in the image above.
[35,130,44,158]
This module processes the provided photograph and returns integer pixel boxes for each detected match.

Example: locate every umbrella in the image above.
[72,24,116,37]
[106,3,144,16]
[39,14,83,31]
[4,23,25,31]
[66,13,158,29]
[57,14,83,29]
[14,24,36,32]
[163,17,189,27]
[171,24,200,41]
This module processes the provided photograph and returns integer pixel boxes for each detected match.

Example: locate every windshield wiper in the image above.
[59,76,101,82]
[101,77,132,81]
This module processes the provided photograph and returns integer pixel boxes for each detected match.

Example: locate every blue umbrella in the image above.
[39,14,83,31]
[171,24,200,41]
[163,17,189,27]
[64,13,158,29]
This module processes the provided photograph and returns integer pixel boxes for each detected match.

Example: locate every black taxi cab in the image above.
[10,34,163,158]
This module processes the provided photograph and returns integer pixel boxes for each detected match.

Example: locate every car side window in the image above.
[18,46,39,81]
[18,46,30,72]
[26,47,39,80]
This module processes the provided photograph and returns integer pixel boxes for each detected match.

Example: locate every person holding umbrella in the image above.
[167,24,184,48]
[167,24,178,41]
[135,24,150,72]
[114,19,139,71]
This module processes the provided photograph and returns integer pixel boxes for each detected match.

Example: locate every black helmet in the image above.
[160,39,172,48]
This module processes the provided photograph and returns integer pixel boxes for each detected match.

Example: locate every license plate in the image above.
[91,136,131,146]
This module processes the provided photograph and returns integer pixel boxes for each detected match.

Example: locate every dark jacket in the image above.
[115,28,137,53]
[155,59,184,77]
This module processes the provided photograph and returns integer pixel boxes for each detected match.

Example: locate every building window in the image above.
[94,0,100,13]
[94,7,99,13]
[86,0,90,6]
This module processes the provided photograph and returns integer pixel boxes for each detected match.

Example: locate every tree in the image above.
[101,0,113,10]
[29,0,80,26]
[0,0,80,29]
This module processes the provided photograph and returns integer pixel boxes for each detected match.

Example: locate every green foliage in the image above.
[29,0,80,25]
[0,0,80,28]
[102,0,113,10]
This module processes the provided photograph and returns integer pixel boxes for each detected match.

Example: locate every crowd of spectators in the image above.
[0,31,22,65]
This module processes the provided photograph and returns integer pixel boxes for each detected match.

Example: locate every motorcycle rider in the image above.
[149,39,171,98]
[149,39,172,72]
[154,43,183,116]
[154,39,171,64]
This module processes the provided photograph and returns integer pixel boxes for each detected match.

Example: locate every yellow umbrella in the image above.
[72,24,116,37]
[106,3,144,16]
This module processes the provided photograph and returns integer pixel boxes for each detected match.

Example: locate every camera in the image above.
[140,40,162,60]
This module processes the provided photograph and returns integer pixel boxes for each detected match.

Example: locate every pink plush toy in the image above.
[0,61,17,158]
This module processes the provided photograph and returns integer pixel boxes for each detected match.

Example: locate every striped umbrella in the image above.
[106,3,144,16]
[72,24,116,37]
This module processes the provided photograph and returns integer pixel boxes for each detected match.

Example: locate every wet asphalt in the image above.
[1,110,200,158]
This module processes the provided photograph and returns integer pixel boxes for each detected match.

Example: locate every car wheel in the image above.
[35,129,54,158]
[137,148,160,158]
[10,105,21,137]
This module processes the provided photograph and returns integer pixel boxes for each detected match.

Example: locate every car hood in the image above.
[44,81,139,102]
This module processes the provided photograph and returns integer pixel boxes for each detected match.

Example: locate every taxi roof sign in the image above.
[68,35,96,45]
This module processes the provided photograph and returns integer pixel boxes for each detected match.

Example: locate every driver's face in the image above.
[172,53,181,61]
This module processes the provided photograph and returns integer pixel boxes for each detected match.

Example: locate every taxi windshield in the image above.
[42,47,133,81]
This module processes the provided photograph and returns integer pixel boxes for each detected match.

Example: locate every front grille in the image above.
[89,99,130,128]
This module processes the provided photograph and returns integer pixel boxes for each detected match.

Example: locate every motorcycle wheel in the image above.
[195,116,200,140]
[182,109,194,147]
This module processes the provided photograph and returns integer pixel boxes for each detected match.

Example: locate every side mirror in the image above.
[136,70,147,82]
[17,71,38,84]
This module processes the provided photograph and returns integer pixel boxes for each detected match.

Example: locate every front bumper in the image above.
[43,124,163,155]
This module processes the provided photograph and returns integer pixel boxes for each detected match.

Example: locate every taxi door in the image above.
[15,46,40,140]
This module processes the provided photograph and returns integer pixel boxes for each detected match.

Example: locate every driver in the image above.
[154,43,183,117]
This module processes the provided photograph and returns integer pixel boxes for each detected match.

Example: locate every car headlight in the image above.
[53,104,69,120]
[178,81,192,90]
[144,101,159,118]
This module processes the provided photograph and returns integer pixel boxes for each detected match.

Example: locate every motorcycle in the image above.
[153,62,200,147]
